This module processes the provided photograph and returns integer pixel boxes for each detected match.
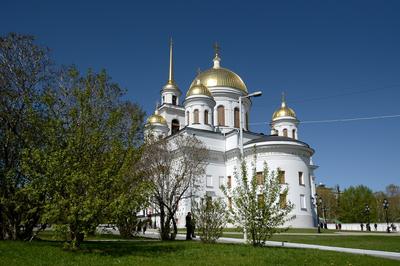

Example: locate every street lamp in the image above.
[383,199,390,233]
[239,91,262,157]
[364,204,370,231]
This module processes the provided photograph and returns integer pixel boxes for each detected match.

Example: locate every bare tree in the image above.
[142,134,208,240]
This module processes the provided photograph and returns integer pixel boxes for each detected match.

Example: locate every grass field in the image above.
[0,239,398,266]
[176,228,400,252]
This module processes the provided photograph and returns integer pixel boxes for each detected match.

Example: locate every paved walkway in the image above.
[143,229,400,261]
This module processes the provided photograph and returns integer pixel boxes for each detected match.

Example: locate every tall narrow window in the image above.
[292,129,296,139]
[298,172,305,186]
[228,197,232,209]
[194,109,199,124]
[186,111,189,125]
[245,113,249,130]
[217,105,225,126]
[278,170,285,184]
[204,110,209,124]
[279,193,287,208]
[283,128,288,137]
[171,119,179,135]
[227,175,232,188]
[234,107,240,128]
[256,172,264,185]
[300,194,306,210]
[172,95,177,105]
[258,194,265,208]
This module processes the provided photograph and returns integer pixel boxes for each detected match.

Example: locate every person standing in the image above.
[185,212,192,240]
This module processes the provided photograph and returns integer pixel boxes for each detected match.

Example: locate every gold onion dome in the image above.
[189,43,247,93]
[186,79,213,97]
[272,93,297,120]
[147,110,167,125]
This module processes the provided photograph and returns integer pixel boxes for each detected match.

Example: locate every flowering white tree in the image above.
[222,155,294,246]
[142,134,208,240]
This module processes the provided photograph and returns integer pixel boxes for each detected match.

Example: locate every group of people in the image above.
[185,212,196,240]
[360,223,397,232]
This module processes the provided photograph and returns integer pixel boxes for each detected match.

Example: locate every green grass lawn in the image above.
[269,234,400,253]
[177,229,400,252]
[0,239,398,266]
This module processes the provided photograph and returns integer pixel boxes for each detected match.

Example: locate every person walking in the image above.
[185,212,192,240]
[374,223,378,231]
[360,223,364,231]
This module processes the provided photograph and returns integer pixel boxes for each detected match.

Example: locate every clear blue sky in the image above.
[2,0,399,192]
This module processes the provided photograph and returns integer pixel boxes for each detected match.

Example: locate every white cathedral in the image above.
[145,42,318,228]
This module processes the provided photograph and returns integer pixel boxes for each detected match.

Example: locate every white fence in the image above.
[326,222,399,232]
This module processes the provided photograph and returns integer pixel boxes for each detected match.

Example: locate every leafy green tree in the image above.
[222,156,294,247]
[23,67,148,247]
[339,185,377,223]
[192,196,228,243]
[0,33,53,240]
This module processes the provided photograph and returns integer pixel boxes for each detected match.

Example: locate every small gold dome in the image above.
[190,67,247,93]
[186,80,213,97]
[272,94,297,120]
[147,110,167,125]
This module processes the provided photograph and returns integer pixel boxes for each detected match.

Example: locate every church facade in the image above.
[145,42,318,228]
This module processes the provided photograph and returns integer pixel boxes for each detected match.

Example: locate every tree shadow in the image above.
[36,239,190,258]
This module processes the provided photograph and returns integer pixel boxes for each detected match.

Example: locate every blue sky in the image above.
[2,0,399,192]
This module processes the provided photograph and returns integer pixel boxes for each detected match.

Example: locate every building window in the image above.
[279,193,287,208]
[186,111,189,125]
[204,110,209,124]
[299,172,305,186]
[206,175,212,187]
[278,170,285,184]
[258,194,265,208]
[227,175,232,188]
[292,129,296,139]
[217,105,225,126]
[234,107,240,128]
[171,119,179,135]
[300,194,306,210]
[228,197,232,209]
[245,112,249,130]
[162,96,165,103]
[256,171,264,185]
[283,128,288,137]
[194,109,199,124]
[172,95,177,105]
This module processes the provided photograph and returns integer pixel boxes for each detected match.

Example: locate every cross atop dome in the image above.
[213,42,221,68]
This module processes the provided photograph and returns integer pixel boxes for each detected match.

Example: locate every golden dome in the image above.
[147,110,167,125]
[190,44,247,93]
[186,79,213,97]
[190,67,247,93]
[272,94,297,120]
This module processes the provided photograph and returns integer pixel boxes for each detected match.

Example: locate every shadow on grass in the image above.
[35,239,190,258]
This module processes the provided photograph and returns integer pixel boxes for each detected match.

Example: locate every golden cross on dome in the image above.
[213,42,220,57]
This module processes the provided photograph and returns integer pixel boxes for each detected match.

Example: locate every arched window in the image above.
[171,119,179,135]
[204,110,209,124]
[292,129,296,139]
[194,109,199,124]
[283,128,288,137]
[217,105,225,126]
[186,111,189,125]
[234,107,240,128]
[172,95,177,105]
